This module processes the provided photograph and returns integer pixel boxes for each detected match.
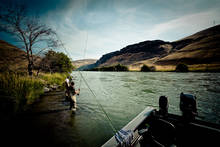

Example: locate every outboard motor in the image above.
[159,96,168,116]
[180,92,197,121]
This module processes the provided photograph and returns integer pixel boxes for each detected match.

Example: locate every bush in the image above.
[141,64,151,72]
[89,68,99,71]
[115,64,128,71]
[175,63,188,72]
[150,66,156,71]
[97,64,128,71]
[40,50,74,73]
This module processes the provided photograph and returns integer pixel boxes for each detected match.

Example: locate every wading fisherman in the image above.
[69,81,80,111]
[64,76,70,101]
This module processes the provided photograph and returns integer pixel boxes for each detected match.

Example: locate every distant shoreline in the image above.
[79,63,220,72]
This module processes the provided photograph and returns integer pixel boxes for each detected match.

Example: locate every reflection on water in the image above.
[7,72,220,147]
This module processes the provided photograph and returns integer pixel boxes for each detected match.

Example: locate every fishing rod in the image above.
[77,31,118,135]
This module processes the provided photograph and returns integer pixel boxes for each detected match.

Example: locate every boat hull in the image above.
[102,107,220,147]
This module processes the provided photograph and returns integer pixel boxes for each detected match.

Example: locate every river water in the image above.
[68,72,220,146]
[5,72,220,147]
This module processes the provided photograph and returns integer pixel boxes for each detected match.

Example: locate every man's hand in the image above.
[76,89,80,95]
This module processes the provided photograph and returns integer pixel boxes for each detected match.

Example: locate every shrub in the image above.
[98,64,128,71]
[89,68,99,71]
[150,66,156,71]
[115,64,128,71]
[40,50,74,73]
[175,63,188,72]
[141,64,151,72]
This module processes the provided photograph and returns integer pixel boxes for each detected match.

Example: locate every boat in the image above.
[102,93,220,147]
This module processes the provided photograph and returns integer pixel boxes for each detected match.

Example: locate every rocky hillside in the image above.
[96,40,172,67]
[92,25,220,71]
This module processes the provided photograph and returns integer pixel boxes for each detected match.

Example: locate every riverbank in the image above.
[0,89,71,147]
[0,72,69,120]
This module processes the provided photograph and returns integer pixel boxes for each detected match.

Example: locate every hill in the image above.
[96,40,172,67]
[0,40,41,72]
[72,59,97,69]
[0,40,28,72]
[92,25,220,71]
[156,25,220,65]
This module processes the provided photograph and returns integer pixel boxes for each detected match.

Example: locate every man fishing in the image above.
[64,76,70,102]
[69,81,80,111]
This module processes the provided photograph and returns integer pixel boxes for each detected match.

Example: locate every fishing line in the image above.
[58,31,118,135]
[77,31,118,134]
[56,34,75,80]
[55,34,72,59]
[78,71,117,134]
[79,31,88,89]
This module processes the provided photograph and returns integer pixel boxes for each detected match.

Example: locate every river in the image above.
[3,72,220,147]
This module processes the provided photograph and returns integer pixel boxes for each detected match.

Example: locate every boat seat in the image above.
[139,118,176,147]
[149,118,176,147]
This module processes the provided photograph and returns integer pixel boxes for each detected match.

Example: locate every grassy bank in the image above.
[0,72,68,118]
[39,72,68,86]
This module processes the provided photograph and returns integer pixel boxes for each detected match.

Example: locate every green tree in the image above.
[141,64,151,72]
[40,50,73,73]
[175,63,188,72]
[115,64,128,71]
[56,52,73,72]
[98,64,128,71]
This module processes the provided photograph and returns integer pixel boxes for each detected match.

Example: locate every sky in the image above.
[1,0,220,60]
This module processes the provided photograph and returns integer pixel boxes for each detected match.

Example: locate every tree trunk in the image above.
[37,67,40,76]
[28,61,33,76]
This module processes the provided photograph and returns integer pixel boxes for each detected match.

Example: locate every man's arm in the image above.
[75,89,80,95]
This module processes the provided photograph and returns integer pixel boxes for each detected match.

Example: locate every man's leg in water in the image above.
[69,101,74,110]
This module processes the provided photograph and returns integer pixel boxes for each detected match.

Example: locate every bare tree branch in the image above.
[0,3,59,76]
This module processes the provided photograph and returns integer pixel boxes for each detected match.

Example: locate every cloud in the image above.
[146,9,220,40]
[1,0,220,60]
[40,0,220,60]
[42,0,88,59]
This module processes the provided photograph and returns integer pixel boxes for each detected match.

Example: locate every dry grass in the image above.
[188,64,220,71]
[129,64,176,72]
[154,65,176,71]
